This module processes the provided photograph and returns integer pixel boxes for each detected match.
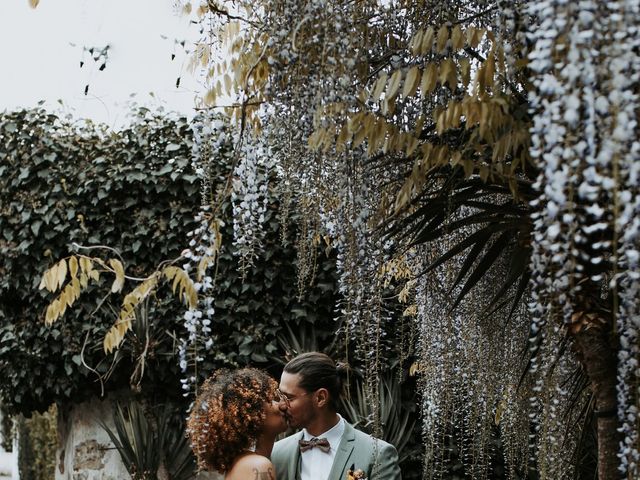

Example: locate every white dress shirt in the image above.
[300,414,346,480]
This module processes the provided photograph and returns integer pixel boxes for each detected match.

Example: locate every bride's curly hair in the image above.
[186,368,278,473]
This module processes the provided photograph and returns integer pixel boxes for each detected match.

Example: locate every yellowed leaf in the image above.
[444,102,456,129]
[496,44,506,73]
[394,182,412,214]
[372,120,388,152]
[64,285,75,307]
[80,257,92,273]
[29,0,40,8]
[353,126,366,148]
[436,109,446,135]
[367,124,379,155]
[336,122,350,149]
[172,270,182,294]
[228,21,240,37]
[402,66,421,98]
[45,302,57,325]
[410,30,423,56]
[56,259,68,291]
[403,304,417,317]
[308,130,322,149]
[471,28,485,49]
[38,268,49,291]
[381,97,396,116]
[463,159,474,178]
[57,298,67,318]
[108,259,125,293]
[440,59,457,90]
[460,58,471,87]
[451,25,464,50]
[200,45,210,67]
[386,70,403,101]
[421,144,433,169]
[72,277,81,295]
[475,64,486,94]
[69,256,78,278]
[204,88,217,106]
[89,270,100,283]
[421,27,435,54]
[187,289,197,309]
[484,55,495,88]
[103,331,114,354]
[436,25,449,53]
[420,63,437,97]
[363,113,375,137]
[466,27,476,46]
[163,267,197,309]
[116,318,130,337]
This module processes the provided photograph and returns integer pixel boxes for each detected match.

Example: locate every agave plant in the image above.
[100,399,196,480]
[339,371,419,466]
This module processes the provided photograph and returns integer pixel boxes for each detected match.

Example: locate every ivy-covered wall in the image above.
[0,108,338,416]
[17,405,57,480]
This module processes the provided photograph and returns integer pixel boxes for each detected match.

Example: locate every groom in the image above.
[271,352,402,480]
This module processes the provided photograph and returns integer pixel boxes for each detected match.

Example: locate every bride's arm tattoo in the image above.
[253,466,275,480]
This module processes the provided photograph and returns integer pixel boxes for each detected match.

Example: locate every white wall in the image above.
[56,397,130,480]
[0,410,18,480]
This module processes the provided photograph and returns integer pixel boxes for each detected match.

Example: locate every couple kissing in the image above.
[187,352,402,480]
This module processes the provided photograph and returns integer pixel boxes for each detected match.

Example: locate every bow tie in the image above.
[299,437,331,453]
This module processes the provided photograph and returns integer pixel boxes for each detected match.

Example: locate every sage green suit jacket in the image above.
[271,423,402,480]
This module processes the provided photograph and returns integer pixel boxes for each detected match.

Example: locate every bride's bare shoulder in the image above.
[226,453,276,480]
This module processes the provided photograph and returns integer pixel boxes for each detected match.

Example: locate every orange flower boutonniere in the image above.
[346,464,367,480]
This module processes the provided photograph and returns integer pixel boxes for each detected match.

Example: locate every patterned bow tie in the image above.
[299,437,331,453]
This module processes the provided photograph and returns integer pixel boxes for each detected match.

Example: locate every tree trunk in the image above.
[573,325,621,480]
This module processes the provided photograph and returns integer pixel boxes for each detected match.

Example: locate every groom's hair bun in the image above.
[284,352,348,410]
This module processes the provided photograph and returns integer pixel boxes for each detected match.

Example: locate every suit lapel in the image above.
[327,423,356,480]
[289,431,304,480]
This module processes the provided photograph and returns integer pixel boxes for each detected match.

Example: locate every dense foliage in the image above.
[0,107,338,416]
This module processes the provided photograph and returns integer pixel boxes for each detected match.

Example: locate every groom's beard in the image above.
[283,411,299,429]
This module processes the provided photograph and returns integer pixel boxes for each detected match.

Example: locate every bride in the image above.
[187,368,287,480]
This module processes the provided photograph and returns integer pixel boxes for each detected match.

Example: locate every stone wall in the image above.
[55,396,223,480]
[56,397,129,480]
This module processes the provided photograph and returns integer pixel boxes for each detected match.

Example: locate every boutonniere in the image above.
[346,464,367,480]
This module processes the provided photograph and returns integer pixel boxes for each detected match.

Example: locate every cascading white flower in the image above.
[607,0,640,475]
[178,113,229,401]
[231,132,271,275]
[527,0,640,476]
